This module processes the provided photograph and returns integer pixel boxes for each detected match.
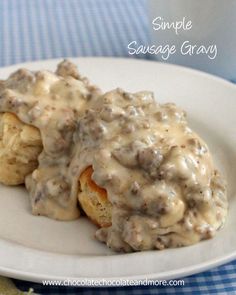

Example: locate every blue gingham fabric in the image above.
[0,0,149,66]
[0,0,235,294]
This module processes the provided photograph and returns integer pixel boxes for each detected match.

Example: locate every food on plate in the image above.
[0,112,42,185]
[79,166,112,227]
[0,60,228,252]
[76,89,227,252]
[0,60,100,220]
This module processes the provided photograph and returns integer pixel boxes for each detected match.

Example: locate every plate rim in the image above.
[0,239,235,284]
[1,56,236,90]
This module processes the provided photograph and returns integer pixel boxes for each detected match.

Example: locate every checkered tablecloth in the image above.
[0,0,235,294]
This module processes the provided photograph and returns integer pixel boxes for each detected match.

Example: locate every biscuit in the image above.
[78,166,112,227]
[0,112,42,185]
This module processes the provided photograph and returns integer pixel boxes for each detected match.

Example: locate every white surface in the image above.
[0,58,235,284]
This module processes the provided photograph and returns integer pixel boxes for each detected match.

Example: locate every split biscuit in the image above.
[0,112,42,185]
[78,166,112,227]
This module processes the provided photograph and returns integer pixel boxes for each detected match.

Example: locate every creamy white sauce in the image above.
[0,60,228,252]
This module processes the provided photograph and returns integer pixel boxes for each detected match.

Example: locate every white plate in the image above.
[0,58,235,284]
